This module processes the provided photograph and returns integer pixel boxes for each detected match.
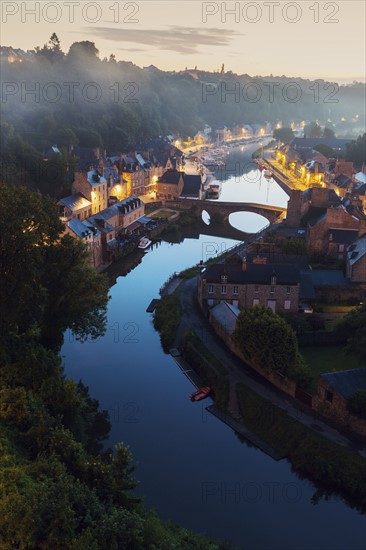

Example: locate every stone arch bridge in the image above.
[163,198,286,224]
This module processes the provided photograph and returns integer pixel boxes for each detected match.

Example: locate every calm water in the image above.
[62,147,365,549]
[207,142,289,234]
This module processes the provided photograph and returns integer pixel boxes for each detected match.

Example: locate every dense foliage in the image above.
[233,306,303,375]
[236,383,366,512]
[153,294,181,351]
[1,37,365,196]
[335,303,366,361]
[0,185,227,548]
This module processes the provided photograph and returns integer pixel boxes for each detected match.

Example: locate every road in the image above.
[174,276,366,458]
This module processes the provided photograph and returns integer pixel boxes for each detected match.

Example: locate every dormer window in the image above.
[270,274,277,285]
[221,274,228,284]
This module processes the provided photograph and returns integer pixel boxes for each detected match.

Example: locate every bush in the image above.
[153,294,181,351]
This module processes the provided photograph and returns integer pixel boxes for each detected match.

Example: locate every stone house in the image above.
[307,205,366,259]
[312,368,366,438]
[58,192,92,222]
[72,169,108,215]
[198,256,300,313]
[64,217,103,269]
[346,234,366,283]
[156,169,184,199]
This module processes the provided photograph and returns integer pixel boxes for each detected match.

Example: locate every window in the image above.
[221,285,227,294]
[253,299,259,306]
[339,244,345,252]
[286,286,291,294]
[254,285,259,293]
[221,275,228,284]
[270,286,275,294]
[271,275,277,285]
[233,286,239,295]
[284,300,291,310]
[208,285,214,294]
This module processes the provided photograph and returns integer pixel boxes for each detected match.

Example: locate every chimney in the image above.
[242,256,247,271]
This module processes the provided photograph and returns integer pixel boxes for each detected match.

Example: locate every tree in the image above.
[335,302,366,361]
[312,143,335,158]
[346,133,366,166]
[273,127,294,144]
[232,306,303,375]
[67,41,100,61]
[304,121,322,138]
[34,33,63,62]
[0,183,109,349]
[322,126,335,138]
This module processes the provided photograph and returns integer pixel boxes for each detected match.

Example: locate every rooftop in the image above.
[321,368,366,399]
[59,193,91,212]
[202,261,300,285]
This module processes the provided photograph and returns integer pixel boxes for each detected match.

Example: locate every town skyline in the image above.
[1,0,365,83]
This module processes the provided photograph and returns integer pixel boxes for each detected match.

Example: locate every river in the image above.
[62,144,365,549]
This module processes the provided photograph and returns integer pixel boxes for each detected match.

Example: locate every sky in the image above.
[1,1,365,82]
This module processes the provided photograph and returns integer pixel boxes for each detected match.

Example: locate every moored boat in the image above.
[138,237,152,249]
[190,386,211,401]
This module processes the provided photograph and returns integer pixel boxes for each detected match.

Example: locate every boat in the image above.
[207,181,222,198]
[138,237,152,249]
[263,170,272,179]
[190,386,211,401]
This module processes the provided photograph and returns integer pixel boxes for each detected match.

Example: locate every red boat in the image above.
[189,386,211,401]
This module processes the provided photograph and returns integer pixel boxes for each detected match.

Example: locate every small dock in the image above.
[170,352,204,388]
[146,299,160,313]
[206,404,285,461]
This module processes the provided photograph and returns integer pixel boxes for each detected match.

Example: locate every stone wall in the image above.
[313,379,366,438]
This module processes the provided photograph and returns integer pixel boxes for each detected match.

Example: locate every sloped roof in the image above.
[210,301,239,335]
[347,234,366,266]
[202,262,300,285]
[290,137,352,153]
[59,192,91,211]
[321,368,366,398]
[67,218,92,239]
[159,169,183,185]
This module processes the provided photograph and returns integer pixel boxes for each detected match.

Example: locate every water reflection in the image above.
[229,211,269,234]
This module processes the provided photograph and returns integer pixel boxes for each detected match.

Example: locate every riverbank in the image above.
[152,275,366,512]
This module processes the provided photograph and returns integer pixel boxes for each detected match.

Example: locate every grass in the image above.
[300,345,363,379]
[313,304,356,314]
[236,382,366,512]
[153,294,181,351]
[149,209,176,219]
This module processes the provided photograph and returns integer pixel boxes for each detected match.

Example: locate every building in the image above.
[198,256,300,313]
[307,205,366,259]
[312,368,366,436]
[181,174,205,199]
[64,217,103,269]
[156,169,184,199]
[346,234,366,283]
[289,137,353,157]
[58,192,92,222]
[72,169,108,215]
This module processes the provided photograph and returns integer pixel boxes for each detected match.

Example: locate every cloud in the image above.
[84,26,243,55]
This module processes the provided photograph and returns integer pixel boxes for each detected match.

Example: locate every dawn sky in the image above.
[1,1,365,82]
